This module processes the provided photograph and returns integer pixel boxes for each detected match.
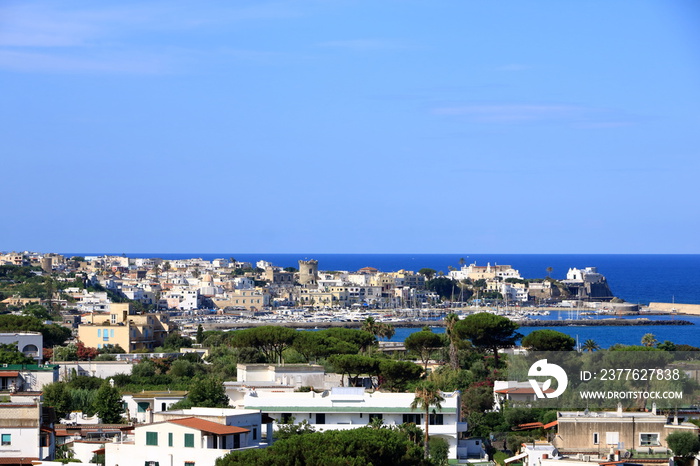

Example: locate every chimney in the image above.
[617,402,623,416]
[652,402,657,415]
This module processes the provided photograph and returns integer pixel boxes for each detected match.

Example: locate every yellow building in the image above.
[78,303,174,353]
[211,289,270,311]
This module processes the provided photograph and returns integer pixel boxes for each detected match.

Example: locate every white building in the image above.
[0,332,43,363]
[122,390,188,423]
[0,400,55,463]
[238,387,467,460]
[566,267,605,284]
[105,408,265,466]
[0,364,58,392]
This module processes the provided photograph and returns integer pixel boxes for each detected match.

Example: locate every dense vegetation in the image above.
[216,426,436,466]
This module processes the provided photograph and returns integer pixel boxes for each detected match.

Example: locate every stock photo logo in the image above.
[528,359,569,399]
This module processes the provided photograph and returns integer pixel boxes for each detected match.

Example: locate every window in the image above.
[110,329,115,337]
[185,463,195,466]
[593,433,599,445]
[403,414,421,424]
[184,433,194,448]
[1,434,11,445]
[606,432,620,446]
[145,462,159,466]
[368,413,383,422]
[640,433,660,446]
[281,413,293,424]
[316,413,326,424]
[253,428,257,440]
[146,432,158,446]
[97,329,102,337]
[168,432,173,447]
[429,414,443,425]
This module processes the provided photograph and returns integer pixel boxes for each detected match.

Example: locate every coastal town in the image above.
[1,251,699,466]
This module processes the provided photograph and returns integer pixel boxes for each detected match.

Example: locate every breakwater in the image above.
[208,318,693,331]
[520,318,693,327]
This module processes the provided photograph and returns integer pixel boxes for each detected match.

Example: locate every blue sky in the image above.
[1,1,699,254]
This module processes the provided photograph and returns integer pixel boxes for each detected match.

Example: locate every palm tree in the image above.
[410,381,444,459]
[362,317,380,354]
[582,339,600,352]
[377,323,396,341]
[444,313,460,370]
[641,333,658,347]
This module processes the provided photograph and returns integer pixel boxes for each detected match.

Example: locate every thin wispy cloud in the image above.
[0,49,168,74]
[432,104,586,122]
[0,1,305,73]
[317,39,409,51]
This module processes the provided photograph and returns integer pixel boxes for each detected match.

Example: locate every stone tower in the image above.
[298,259,319,286]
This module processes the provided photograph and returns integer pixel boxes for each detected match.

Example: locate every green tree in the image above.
[429,437,449,466]
[657,340,677,351]
[216,426,428,466]
[411,381,444,459]
[230,326,297,363]
[319,327,375,354]
[666,431,700,465]
[42,382,73,418]
[641,333,658,347]
[174,376,229,409]
[444,313,461,370]
[0,315,70,346]
[378,360,423,392]
[418,268,436,280]
[0,343,34,364]
[275,419,316,440]
[196,324,204,344]
[456,312,522,367]
[582,339,600,352]
[426,277,457,300]
[92,381,124,424]
[327,354,379,387]
[521,330,576,351]
[292,332,357,363]
[162,332,193,351]
[405,329,444,371]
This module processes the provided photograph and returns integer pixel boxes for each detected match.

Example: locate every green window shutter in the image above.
[146,431,158,446]
[168,432,173,446]
[184,433,194,448]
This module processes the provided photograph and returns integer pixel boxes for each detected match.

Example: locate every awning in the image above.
[504,452,528,463]
[543,420,558,429]
[0,371,20,377]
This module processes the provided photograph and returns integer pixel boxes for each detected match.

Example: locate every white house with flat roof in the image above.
[122,390,188,423]
[238,387,467,460]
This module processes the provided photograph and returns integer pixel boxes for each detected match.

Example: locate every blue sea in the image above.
[72,253,700,348]
[389,314,700,349]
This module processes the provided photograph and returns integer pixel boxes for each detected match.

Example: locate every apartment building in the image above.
[77,303,173,352]
[239,387,467,459]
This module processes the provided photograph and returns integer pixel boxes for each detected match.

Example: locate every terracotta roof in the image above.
[168,417,250,435]
[0,458,39,465]
[513,420,558,431]
[0,371,20,377]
